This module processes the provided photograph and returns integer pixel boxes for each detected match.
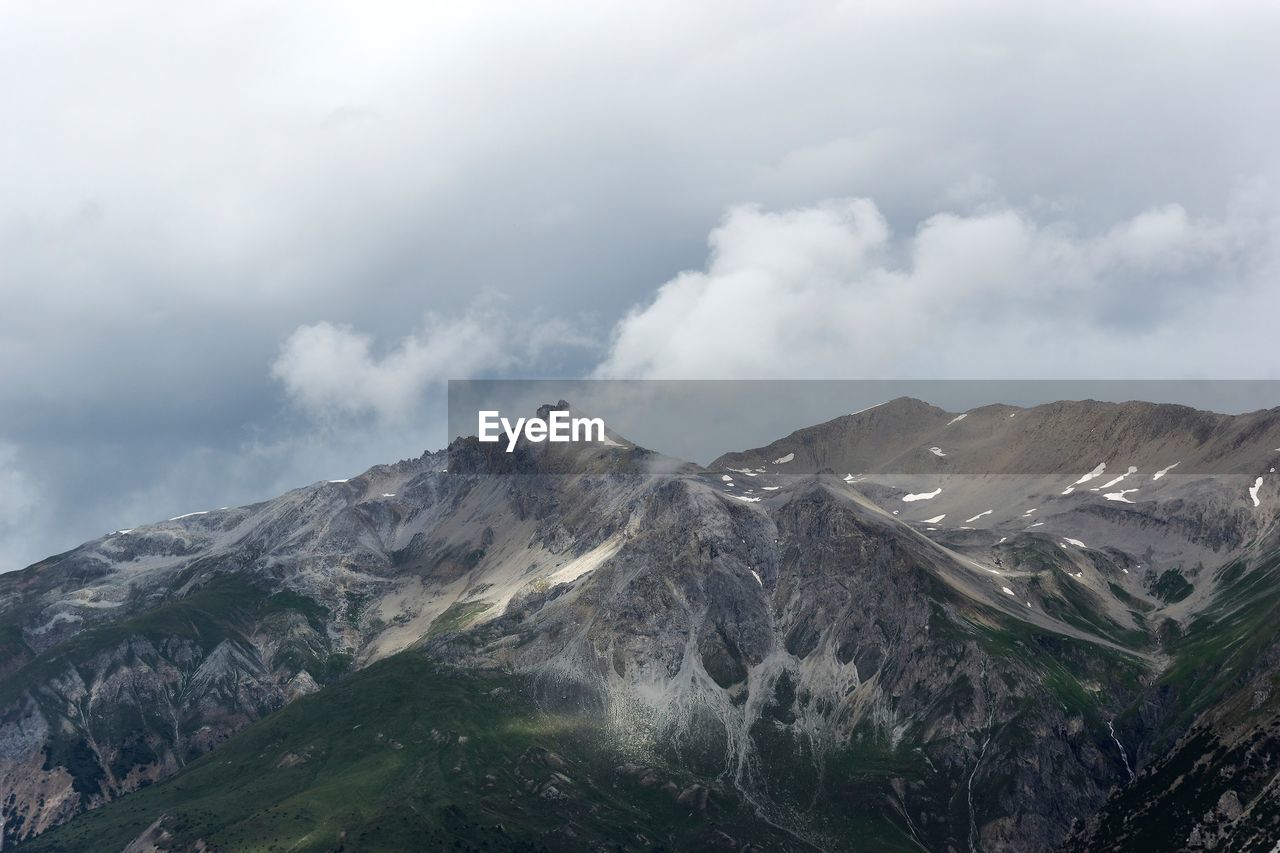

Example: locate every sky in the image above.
[2,0,1280,571]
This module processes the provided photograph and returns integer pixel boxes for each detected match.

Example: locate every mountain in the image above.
[2,397,1278,851]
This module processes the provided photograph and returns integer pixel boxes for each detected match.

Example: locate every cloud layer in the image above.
[3,1,1279,569]
[597,192,1279,379]
[271,314,509,423]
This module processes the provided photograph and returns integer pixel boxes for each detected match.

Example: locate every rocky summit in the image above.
[3,397,1280,851]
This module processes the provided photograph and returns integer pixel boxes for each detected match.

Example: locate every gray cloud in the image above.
[2,1,1279,569]
[596,191,1280,379]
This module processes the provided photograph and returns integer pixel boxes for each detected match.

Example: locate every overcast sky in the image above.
[3,1,1279,571]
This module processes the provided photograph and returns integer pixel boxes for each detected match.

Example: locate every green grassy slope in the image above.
[19,653,818,853]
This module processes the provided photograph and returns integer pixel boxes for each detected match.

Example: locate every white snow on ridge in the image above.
[921,514,946,523]
[1061,487,1075,495]
[1152,462,1180,481]
[327,479,350,484]
[168,511,208,521]
[1104,489,1139,503]
[946,413,969,426]
[762,486,780,491]
[1250,477,1264,507]
[902,487,942,502]
[772,452,795,465]
[929,447,946,457]
[1096,466,1139,490]
[964,510,993,523]
[730,494,762,503]
[850,402,885,416]
[1001,586,1016,597]
[1072,463,1107,486]
[1063,538,1087,548]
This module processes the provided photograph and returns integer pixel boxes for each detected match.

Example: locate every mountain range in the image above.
[2,396,1279,852]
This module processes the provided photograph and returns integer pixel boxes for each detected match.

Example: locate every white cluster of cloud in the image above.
[596,190,1279,379]
[271,307,595,424]
[271,313,507,423]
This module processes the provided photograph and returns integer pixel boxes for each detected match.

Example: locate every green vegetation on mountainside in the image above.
[19,654,816,853]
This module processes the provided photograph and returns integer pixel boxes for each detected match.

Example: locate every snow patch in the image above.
[1097,466,1139,490]
[1072,463,1107,486]
[946,413,969,426]
[921,514,946,523]
[1063,538,1087,548]
[1250,477,1263,507]
[1001,586,1015,597]
[929,447,946,457]
[730,494,762,503]
[1104,489,1138,503]
[761,486,779,491]
[964,510,993,523]
[750,570,763,587]
[167,511,208,521]
[1152,462,1180,481]
[772,452,794,465]
[902,487,942,502]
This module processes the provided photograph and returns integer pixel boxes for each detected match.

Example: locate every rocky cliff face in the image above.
[2,397,1279,850]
